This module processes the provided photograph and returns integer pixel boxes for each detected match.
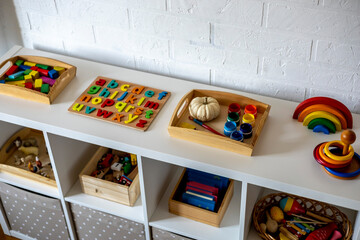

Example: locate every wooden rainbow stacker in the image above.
[68,76,171,131]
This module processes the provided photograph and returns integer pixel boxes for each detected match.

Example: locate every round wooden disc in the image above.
[313,143,352,169]
[323,152,360,178]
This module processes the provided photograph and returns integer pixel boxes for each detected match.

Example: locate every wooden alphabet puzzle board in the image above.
[68,76,171,131]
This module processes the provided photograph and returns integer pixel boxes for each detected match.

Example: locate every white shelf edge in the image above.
[65,180,144,224]
[0,172,59,199]
[149,168,241,240]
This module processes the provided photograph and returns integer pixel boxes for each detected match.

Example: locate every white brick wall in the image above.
[2,0,360,113]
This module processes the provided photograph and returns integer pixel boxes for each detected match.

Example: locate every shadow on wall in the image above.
[0,0,22,55]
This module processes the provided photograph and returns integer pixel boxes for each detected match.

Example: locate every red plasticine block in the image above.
[6,65,18,76]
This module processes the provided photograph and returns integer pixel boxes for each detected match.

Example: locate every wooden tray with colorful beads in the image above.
[252,192,352,240]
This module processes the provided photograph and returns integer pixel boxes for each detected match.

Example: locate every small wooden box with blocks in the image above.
[0,55,76,104]
[79,147,140,206]
[0,128,56,188]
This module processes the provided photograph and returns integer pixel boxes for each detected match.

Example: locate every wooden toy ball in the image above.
[279,197,305,215]
[341,130,356,155]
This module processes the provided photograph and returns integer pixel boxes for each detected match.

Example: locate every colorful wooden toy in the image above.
[48,69,59,79]
[34,79,42,90]
[8,71,25,79]
[36,63,50,70]
[54,66,65,74]
[313,130,360,179]
[41,83,50,94]
[15,59,24,66]
[305,222,337,240]
[293,97,353,133]
[24,61,36,67]
[279,197,305,215]
[5,65,18,76]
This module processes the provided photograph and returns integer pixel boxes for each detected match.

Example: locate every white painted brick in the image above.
[315,40,360,69]
[173,41,258,73]
[323,0,359,12]
[13,9,30,30]
[353,73,360,93]
[132,10,209,43]
[64,40,135,69]
[21,32,65,54]
[309,66,358,92]
[27,13,95,44]
[213,70,306,102]
[352,96,360,113]
[261,57,310,83]
[266,3,360,42]
[129,0,166,10]
[95,26,169,59]
[214,24,312,61]
[56,0,128,28]
[134,57,210,84]
[170,0,263,27]
[308,88,354,112]
[13,0,57,15]
[281,0,319,6]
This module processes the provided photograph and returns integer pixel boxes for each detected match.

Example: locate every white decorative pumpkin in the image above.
[189,96,220,122]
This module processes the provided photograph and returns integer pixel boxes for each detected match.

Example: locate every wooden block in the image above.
[5,75,24,81]
[54,66,65,74]
[15,59,24,66]
[5,65,18,76]
[24,61,36,67]
[41,83,50,94]
[25,82,33,89]
[18,64,31,71]
[48,69,59,79]
[34,79,43,90]
[36,64,50,70]
[8,71,24,79]
[41,76,56,86]
[6,80,25,87]
[37,68,49,77]
[24,69,32,75]
[24,75,33,82]
[29,70,39,79]
[30,66,38,71]
[0,80,5,84]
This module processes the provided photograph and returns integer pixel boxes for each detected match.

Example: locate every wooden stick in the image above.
[286,220,327,225]
[290,213,327,224]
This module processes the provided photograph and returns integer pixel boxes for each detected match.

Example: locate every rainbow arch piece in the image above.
[293,97,352,134]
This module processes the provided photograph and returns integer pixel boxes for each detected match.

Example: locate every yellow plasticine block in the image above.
[24,75,33,82]
[24,61,36,67]
[29,70,39,79]
[53,66,65,75]
[34,79,43,89]
[303,110,342,131]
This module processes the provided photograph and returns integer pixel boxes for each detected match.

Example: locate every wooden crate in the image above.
[0,128,57,188]
[79,147,140,206]
[168,89,271,156]
[168,169,234,227]
[0,55,76,104]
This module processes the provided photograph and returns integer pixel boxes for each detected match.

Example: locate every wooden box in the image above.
[0,55,76,104]
[168,169,234,227]
[168,89,271,156]
[0,128,57,188]
[79,147,140,206]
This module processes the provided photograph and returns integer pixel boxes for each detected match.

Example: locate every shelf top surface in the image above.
[1,46,359,209]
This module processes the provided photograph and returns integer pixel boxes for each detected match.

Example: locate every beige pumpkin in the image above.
[189,96,220,122]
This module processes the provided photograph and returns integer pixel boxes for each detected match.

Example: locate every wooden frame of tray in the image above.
[168,89,271,156]
[0,55,76,104]
[168,168,234,227]
[0,128,57,188]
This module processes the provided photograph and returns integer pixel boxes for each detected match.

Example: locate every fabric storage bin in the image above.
[0,182,70,239]
[71,203,145,240]
[152,227,194,240]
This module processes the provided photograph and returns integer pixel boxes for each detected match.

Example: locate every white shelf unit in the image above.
[0,46,359,240]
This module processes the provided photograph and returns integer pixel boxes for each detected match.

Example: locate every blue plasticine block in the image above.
[48,69,59,79]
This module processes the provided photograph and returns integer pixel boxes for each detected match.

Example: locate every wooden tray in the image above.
[0,55,76,104]
[168,89,271,156]
[79,147,140,206]
[168,169,234,227]
[0,128,57,188]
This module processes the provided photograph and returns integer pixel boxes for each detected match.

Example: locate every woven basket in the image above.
[252,192,352,240]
